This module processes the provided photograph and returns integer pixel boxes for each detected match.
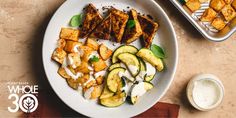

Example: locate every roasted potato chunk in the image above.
[51,48,66,64]
[75,61,90,74]
[66,77,81,90]
[110,8,129,42]
[211,17,226,30]
[221,5,236,21]
[92,58,107,72]
[224,0,232,4]
[232,0,236,9]
[99,44,113,60]
[185,0,201,12]
[86,38,99,50]
[58,67,70,79]
[80,46,93,62]
[64,41,82,53]
[200,8,217,22]
[60,28,79,41]
[78,74,90,85]
[67,52,81,69]
[80,4,103,38]
[90,85,103,99]
[57,39,66,48]
[96,76,104,85]
[210,0,226,11]
[199,0,210,2]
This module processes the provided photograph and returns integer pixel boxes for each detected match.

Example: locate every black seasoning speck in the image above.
[97,9,99,11]
[127,6,130,9]
[147,14,153,20]
[112,43,115,46]
[138,12,141,15]
[79,25,82,28]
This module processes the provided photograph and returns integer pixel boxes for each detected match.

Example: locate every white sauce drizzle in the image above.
[84,87,94,100]
[94,71,106,78]
[132,82,146,97]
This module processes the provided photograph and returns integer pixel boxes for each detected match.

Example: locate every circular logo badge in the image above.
[19,94,38,113]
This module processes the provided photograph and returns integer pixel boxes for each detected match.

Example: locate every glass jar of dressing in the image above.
[187,74,224,111]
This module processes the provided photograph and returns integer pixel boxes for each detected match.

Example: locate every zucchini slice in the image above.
[139,59,146,71]
[100,85,114,99]
[117,53,140,77]
[106,67,126,93]
[100,92,126,107]
[135,59,146,81]
[130,82,153,104]
[136,48,164,71]
[112,45,138,63]
[108,63,121,71]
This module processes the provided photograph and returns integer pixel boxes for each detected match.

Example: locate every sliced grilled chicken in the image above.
[110,8,129,42]
[80,4,103,38]
[138,15,158,48]
[122,9,142,44]
[89,15,111,40]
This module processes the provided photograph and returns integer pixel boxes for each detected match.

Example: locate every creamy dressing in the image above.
[84,87,94,100]
[132,82,146,97]
[73,44,80,52]
[136,71,146,82]
[118,70,134,82]
[145,61,156,76]
[120,63,126,68]
[88,65,94,71]
[83,75,95,86]
[192,79,222,109]
[62,58,83,80]
[94,70,106,78]
[127,65,138,75]
[88,51,99,59]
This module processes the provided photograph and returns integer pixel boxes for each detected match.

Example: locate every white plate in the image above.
[42,0,178,117]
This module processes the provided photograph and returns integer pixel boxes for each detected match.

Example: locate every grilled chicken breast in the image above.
[138,15,158,48]
[122,9,142,44]
[80,4,103,38]
[110,8,129,42]
[89,15,111,40]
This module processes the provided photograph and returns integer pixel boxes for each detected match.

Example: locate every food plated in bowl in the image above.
[43,0,178,117]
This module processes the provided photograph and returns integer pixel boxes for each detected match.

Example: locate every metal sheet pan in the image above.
[170,0,236,41]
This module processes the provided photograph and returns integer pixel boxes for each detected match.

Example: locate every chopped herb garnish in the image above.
[127,20,136,29]
[150,44,165,59]
[70,14,83,27]
[89,56,99,62]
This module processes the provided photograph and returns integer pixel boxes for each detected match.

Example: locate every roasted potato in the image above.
[64,41,82,53]
[185,0,201,12]
[96,76,104,85]
[78,74,90,85]
[92,58,107,72]
[90,85,103,99]
[75,61,90,74]
[232,0,236,9]
[86,38,99,50]
[221,5,236,21]
[57,39,66,48]
[210,0,226,11]
[66,77,80,90]
[67,52,81,69]
[211,17,226,30]
[99,44,113,60]
[224,0,232,4]
[58,67,70,79]
[51,48,67,64]
[200,8,217,22]
[199,0,210,2]
[60,28,79,41]
[80,46,94,62]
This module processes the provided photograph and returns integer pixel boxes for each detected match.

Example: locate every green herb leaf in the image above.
[70,14,83,27]
[127,20,136,29]
[89,56,99,62]
[179,0,186,4]
[150,44,165,59]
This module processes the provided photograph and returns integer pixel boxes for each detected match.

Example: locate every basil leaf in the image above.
[127,20,135,29]
[150,44,165,59]
[179,0,186,4]
[89,56,99,62]
[70,14,83,27]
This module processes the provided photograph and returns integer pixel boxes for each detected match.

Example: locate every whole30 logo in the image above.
[7,82,38,113]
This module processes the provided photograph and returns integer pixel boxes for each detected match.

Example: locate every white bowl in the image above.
[42,0,178,117]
